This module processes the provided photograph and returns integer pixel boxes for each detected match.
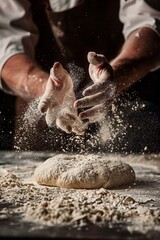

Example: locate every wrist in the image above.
[111,59,137,95]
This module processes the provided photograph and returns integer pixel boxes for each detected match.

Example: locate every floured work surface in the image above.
[0,151,160,239]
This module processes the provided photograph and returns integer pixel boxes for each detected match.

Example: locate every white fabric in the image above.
[120,0,160,39]
[0,0,38,90]
[49,0,84,12]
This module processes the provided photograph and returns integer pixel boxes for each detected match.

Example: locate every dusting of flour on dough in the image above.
[34,154,135,189]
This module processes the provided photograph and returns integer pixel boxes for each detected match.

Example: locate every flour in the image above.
[13,98,127,153]
[13,96,149,154]
[13,63,156,155]
[13,98,43,151]
[0,172,160,233]
[1,152,160,236]
[67,62,85,91]
[98,103,127,145]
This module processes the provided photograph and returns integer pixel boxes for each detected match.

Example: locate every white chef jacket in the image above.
[0,0,160,91]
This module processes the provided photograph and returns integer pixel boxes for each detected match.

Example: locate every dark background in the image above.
[0,0,159,152]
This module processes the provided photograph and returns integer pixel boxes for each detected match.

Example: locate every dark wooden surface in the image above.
[0,151,160,240]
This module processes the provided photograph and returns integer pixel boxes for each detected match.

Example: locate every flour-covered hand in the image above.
[38,62,84,134]
[74,52,116,122]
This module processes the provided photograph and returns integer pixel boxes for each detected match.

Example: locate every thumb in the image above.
[50,62,65,88]
[87,51,114,81]
[38,63,63,114]
[38,62,67,113]
[38,78,53,113]
[87,51,107,67]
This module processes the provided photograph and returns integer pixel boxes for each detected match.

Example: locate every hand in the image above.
[74,52,116,122]
[38,62,84,135]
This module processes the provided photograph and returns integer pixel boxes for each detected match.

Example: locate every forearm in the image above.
[1,54,49,99]
[111,27,160,95]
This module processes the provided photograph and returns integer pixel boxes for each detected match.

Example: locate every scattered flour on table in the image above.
[0,172,160,233]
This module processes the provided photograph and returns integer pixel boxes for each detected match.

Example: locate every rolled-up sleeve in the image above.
[119,0,160,39]
[0,0,39,90]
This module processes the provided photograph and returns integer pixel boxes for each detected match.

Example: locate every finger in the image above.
[72,124,85,135]
[71,117,85,135]
[38,78,54,113]
[72,128,84,135]
[49,62,64,88]
[56,116,72,133]
[79,104,106,122]
[51,62,73,90]
[56,116,72,134]
[84,83,116,100]
[75,92,106,109]
[88,52,114,79]
[38,97,50,113]
[56,110,85,135]
[83,82,106,96]
[87,52,106,67]
[45,108,57,127]
[52,62,64,79]
[74,86,115,109]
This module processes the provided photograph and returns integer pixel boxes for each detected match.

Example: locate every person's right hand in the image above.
[38,62,84,135]
[74,52,116,122]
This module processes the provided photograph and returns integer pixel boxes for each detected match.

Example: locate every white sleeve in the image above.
[119,0,160,39]
[49,0,84,12]
[0,0,39,90]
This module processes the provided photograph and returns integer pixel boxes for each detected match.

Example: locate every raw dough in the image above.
[34,154,135,189]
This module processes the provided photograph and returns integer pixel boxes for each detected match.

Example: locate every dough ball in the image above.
[34,154,135,189]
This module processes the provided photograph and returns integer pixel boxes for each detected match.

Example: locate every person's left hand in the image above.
[74,52,116,122]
